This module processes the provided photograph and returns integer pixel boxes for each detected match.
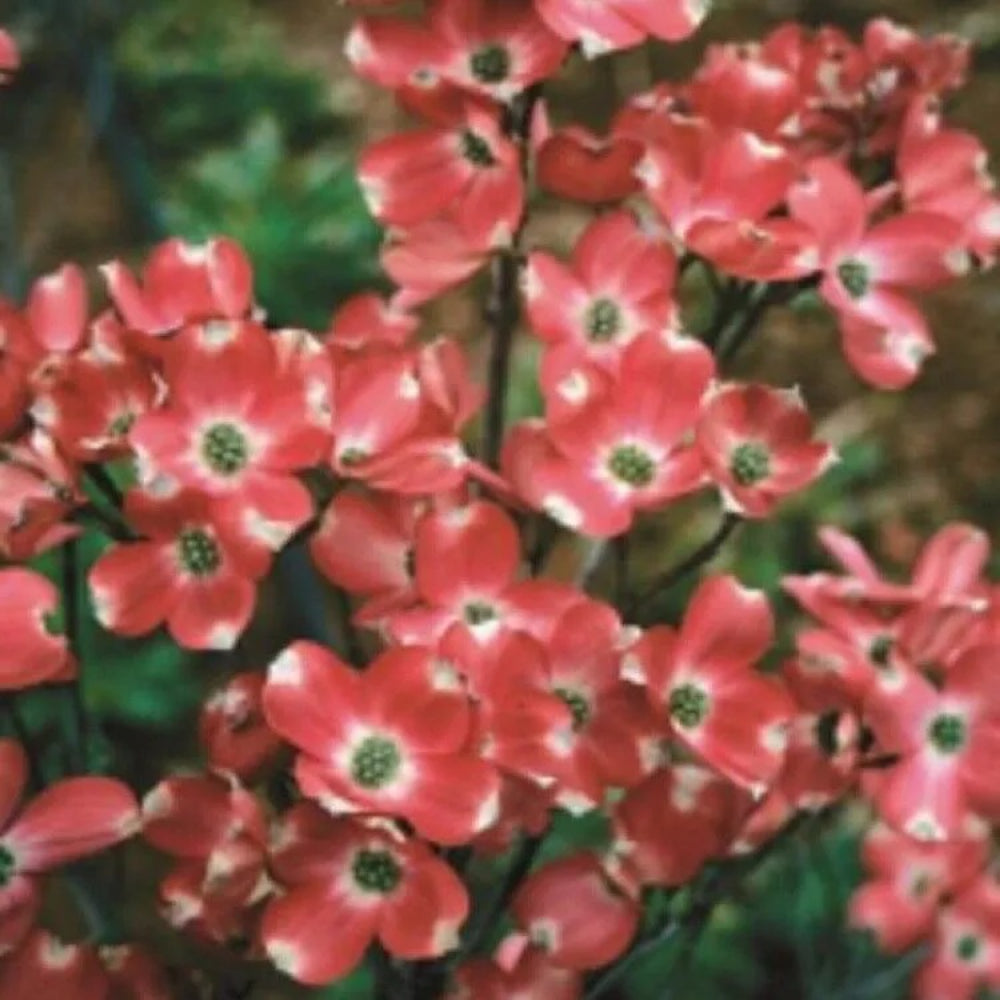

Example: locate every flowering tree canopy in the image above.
[1,6,999,999]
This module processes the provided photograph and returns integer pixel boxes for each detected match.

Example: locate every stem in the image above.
[480,248,521,470]
[702,277,748,352]
[576,538,609,592]
[527,515,558,575]
[585,807,838,1000]
[716,275,821,368]
[0,697,44,790]
[371,945,407,1000]
[583,920,684,1000]
[479,84,542,470]
[614,534,631,609]
[460,833,544,959]
[66,867,123,944]
[58,539,125,945]
[332,585,366,667]
[84,463,125,509]
[629,513,741,620]
[717,283,782,366]
[72,502,135,542]
[59,539,89,772]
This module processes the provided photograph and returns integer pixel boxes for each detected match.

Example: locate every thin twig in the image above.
[527,515,558,575]
[480,248,522,469]
[585,806,842,1000]
[460,833,544,959]
[717,275,822,368]
[614,534,631,609]
[702,276,748,351]
[331,585,366,666]
[84,463,125,509]
[717,283,783,366]
[0,697,44,789]
[584,919,684,1000]
[479,84,542,469]
[629,513,742,620]
[73,501,136,542]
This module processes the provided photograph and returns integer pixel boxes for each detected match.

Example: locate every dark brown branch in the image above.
[629,513,742,621]
[479,85,542,470]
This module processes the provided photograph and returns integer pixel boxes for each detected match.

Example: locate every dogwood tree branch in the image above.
[629,513,742,621]
[480,84,542,470]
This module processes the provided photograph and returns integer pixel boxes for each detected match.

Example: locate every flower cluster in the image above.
[1,4,999,998]
[784,526,1000,1000]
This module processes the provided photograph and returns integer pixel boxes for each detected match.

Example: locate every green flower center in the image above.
[928,712,966,755]
[956,933,980,962]
[837,258,870,300]
[469,44,510,84]
[669,683,710,729]
[350,735,402,790]
[869,635,893,667]
[339,446,369,468]
[607,445,656,488]
[585,298,623,343]
[351,848,402,894]
[460,130,496,168]
[108,412,136,437]
[554,687,591,730]
[463,601,498,627]
[729,442,771,487]
[177,528,222,577]
[0,845,15,887]
[201,422,250,477]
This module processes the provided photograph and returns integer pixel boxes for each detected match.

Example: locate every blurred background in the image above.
[1,0,998,997]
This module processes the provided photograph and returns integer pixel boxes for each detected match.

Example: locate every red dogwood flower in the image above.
[449,938,581,999]
[359,98,523,246]
[511,853,639,970]
[0,931,107,1000]
[789,157,967,388]
[523,211,677,379]
[347,0,567,106]
[129,320,324,550]
[535,124,643,205]
[696,383,835,518]
[613,763,742,889]
[0,30,19,81]
[263,641,499,845]
[386,501,577,654]
[101,237,253,337]
[865,644,1000,841]
[850,822,987,952]
[309,489,423,625]
[199,673,284,779]
[142,771,270,947]
[262,804,468,984]
[628,575,792,794]
[913,876,1000,1000]
[0,741,139,955]
[535,0,709,56]
[89,487,269,651]
[503,334,713,538]
[0,568,74,691]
